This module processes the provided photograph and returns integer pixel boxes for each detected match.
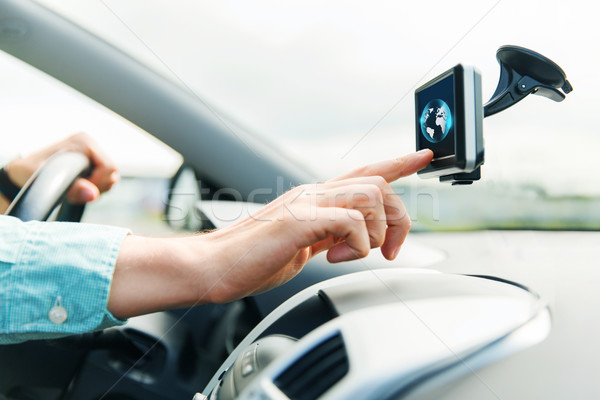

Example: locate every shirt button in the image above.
[49,296,68,324]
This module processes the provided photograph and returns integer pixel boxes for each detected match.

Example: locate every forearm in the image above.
[107,235,212,319]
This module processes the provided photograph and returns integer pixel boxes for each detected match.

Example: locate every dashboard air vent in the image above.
[274,333,349,400]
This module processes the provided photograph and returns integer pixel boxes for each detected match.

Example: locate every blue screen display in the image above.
[416,73,455,158]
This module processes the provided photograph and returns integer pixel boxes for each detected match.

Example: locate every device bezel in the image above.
[416,64,483,179]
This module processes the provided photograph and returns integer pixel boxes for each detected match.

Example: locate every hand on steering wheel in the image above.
[5,151,91,222]
[3,133,119,222]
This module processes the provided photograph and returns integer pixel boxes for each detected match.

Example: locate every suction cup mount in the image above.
[442,45,572,185]
[484,45,572,117]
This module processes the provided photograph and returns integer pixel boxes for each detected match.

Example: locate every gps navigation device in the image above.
[415,64,483,182]
[415,45,572,185]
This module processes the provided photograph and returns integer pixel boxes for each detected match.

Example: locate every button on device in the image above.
[48,296,67,324]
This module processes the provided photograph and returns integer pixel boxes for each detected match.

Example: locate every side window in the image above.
[0,51,182,234]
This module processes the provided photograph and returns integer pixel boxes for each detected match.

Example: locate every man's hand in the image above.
[201,148,434,302]
[109,149,433,318]
[5,133,119,205]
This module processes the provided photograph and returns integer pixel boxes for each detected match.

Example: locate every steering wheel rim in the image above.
[5,151,91,222]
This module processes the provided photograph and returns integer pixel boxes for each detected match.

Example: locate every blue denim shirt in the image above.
[0,215,129,344]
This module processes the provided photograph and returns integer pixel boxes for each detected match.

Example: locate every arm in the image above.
[107,150,433,319]
[1,149,431,344]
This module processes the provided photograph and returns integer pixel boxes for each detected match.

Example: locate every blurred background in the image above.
[1,0,598,233]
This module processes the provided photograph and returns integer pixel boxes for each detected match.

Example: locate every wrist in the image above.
[0,165,22,202]
[5,157,35,188]
[178,233,225,304]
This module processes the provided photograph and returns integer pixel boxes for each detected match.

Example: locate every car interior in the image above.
[1,1,598,399]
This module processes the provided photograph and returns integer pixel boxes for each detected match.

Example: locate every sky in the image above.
[2,0,599,194]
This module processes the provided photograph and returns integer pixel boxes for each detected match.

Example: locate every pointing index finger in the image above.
[330,149,433,183]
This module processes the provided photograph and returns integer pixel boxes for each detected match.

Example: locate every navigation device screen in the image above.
[416,73,455,159]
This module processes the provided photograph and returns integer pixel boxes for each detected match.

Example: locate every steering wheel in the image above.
[5,151,92,222]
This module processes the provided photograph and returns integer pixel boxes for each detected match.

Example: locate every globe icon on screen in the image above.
[420,99,452,143]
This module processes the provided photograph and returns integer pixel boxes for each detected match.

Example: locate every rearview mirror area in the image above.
[165,165,215,232]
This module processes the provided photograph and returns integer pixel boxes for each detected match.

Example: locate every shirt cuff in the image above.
[0,217,130,344]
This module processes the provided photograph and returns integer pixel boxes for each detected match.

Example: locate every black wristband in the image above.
[0,167,21,201]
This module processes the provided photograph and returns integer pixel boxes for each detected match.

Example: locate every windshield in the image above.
[30,0,600,231]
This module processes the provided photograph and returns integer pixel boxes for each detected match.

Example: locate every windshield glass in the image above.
[32,0,600,231]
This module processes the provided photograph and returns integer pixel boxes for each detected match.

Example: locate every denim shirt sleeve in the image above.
[0,215,130,344]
